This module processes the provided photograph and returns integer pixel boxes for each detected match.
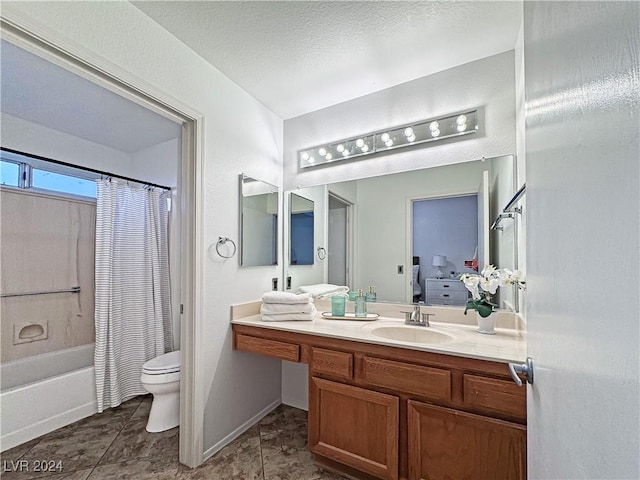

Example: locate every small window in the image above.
[1,160,20,187]
[32,169,97,198]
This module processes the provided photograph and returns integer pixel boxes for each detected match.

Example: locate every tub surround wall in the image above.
[0,189,96,363]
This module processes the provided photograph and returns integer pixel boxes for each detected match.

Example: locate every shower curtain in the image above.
[94,180,173,412]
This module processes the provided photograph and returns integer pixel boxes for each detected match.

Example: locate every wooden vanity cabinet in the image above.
[232,325,527,480]
[407,401,526,480]
[309,377,399,480]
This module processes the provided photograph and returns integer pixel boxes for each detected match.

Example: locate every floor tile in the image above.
[176,427,262,480]
[86,456,179,480]
[1,438,41,464]
[98,408,179,465]
[3,401,348,480]
[3,398,143,479]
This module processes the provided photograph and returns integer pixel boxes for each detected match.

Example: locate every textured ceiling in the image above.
[1,40,182,154]
[133,1,523,119]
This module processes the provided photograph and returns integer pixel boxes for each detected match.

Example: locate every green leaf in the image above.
[477,303,493,318]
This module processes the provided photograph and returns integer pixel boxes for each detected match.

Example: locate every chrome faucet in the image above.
[403,302,434,327]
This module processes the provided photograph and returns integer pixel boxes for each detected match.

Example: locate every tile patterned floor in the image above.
[1,397,345,480]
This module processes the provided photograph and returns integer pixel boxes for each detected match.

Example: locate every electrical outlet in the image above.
[397,265,404,274]
[272,278,278,290]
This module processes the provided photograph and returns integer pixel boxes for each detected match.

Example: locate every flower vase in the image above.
[476,312,496,335]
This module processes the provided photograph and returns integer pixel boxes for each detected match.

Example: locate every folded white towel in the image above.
[298,284,349,298]
[261,291,312,304]
[261,305,317,322]
[261,303,314,315]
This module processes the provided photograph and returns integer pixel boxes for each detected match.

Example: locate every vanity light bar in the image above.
[298,109,478,169]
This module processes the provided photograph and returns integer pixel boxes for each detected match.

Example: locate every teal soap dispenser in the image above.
[355,289,367,318]
[365,286,377,302]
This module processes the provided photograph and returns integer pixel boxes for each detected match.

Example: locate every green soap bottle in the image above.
[365,286,377,302]
[355,289,367,317]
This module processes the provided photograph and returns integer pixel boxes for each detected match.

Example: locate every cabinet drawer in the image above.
[427,281,466,291]
[426,291,468,305]
[363,356,451,402]
[311,348,353,380]
[235,334,299,362]
[463,374,526,421]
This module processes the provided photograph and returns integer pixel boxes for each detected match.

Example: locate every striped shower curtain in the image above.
[94,180,173,412]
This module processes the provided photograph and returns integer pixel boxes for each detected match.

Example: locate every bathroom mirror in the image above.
[239,174,278,267]
[283,155,521,309]
[289,193,315,265]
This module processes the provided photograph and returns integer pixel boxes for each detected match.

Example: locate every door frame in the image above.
[1,14,205,467]
[327,191,353,289]
[405,189,477,304]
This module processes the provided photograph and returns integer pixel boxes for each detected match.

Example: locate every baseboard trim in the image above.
[202,398,281,462]
[282,396,308,412]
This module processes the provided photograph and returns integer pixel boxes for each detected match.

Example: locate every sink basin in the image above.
[369,326,456,344]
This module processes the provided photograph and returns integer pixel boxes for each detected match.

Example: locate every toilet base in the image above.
[146,391,180,433]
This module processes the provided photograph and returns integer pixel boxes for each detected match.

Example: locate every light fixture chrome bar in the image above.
[298,109,478,169]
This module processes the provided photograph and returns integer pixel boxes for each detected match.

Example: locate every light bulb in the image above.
[308,156,315,163]
[380,132,390,142]
[336,144,345,153]
[407,134,416,142]
[318,147,327,156]
[355,138,365,148]
[404,127,414,137]
[342,150,350,157]
[456,115,467,125]
[361,144,369,152]
[431,129,440,137]
[457,124,467,132]
[385,139,393,147]
[429,121,439,132]
[301,152,309,161]
[325,153,333,160]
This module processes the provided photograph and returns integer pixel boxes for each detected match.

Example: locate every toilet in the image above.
[140,350,181,433]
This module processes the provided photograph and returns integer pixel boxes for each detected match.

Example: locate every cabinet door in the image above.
[309,377,399,480]
[407,400,526,480]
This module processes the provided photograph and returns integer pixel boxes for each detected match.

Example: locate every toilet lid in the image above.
[142,350,181,374]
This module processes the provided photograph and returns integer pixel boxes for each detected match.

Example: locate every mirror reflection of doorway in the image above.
[328,194,351,287]
[412,194,478,302]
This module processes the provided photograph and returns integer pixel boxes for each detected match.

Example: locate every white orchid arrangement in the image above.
[459,266,525,318]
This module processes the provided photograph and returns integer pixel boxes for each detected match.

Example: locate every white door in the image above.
[525,2,639,478]
[477,170,490,270]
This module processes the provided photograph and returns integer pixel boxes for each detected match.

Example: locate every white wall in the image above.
[2,1,284,459]
[283,51,516,190]
[1,113,132,173]
[524,2,639,478]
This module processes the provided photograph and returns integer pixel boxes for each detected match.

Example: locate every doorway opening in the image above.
[1,21,203,467]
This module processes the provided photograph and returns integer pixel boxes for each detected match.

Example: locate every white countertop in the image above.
[231,313,527,364]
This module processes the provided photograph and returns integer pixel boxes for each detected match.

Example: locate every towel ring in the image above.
[317,247,327,260]
[215,236,237,259]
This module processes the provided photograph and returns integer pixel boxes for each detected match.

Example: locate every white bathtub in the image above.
[0,344,97,451]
